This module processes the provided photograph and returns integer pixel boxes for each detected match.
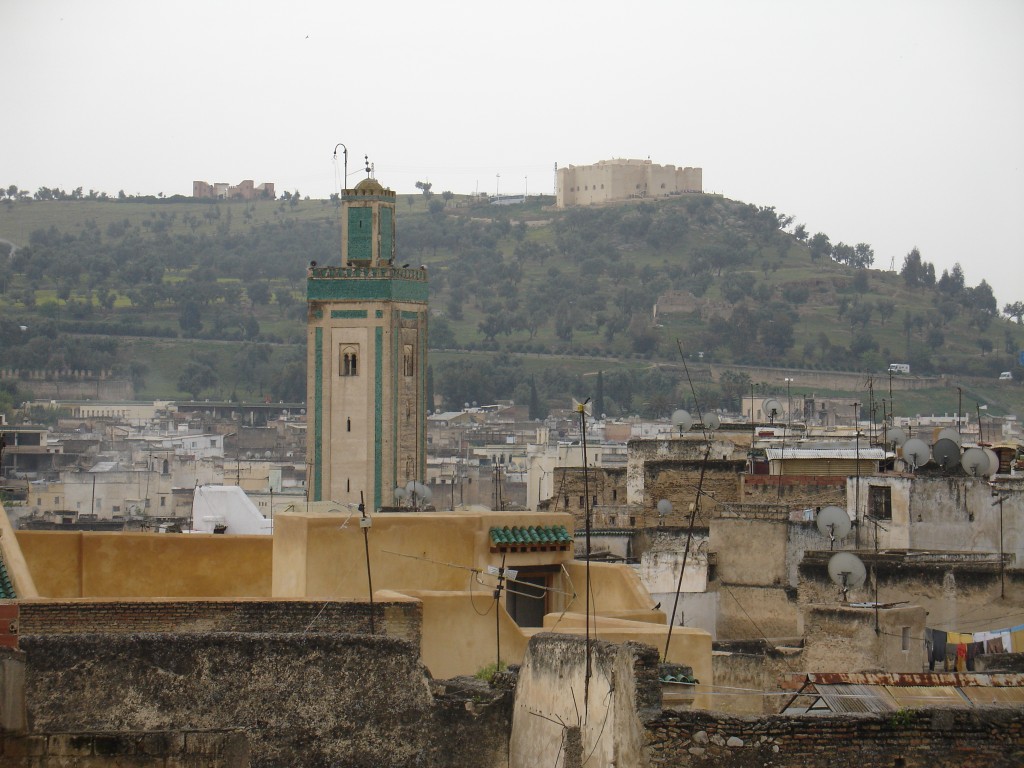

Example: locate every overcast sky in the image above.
[3,0,1022,304]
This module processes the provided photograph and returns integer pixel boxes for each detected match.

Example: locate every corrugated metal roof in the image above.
[765,448,889,460]
[885,685,968,709]
[795,673,1024,714]
[816,683,897,714]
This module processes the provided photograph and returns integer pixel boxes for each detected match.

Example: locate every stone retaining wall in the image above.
[645,708,1024,767]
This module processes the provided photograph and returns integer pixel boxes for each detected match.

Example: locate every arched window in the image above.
[340,345,359,376]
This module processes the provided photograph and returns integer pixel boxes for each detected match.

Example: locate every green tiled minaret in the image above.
[306,173,428,509]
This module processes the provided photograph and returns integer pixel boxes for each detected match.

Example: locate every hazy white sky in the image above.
[3,0,1022,303]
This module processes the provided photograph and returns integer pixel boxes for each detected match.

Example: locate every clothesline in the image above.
[925,623,1024,672]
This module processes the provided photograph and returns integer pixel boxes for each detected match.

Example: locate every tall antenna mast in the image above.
[333,143,348,193]
[665,340,712,660]
[577,397,593,719]
[359,490,375,634]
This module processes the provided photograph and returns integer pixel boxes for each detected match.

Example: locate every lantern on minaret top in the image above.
[340,154,396,268]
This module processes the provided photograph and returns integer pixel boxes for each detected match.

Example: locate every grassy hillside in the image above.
[1,192,1022,420]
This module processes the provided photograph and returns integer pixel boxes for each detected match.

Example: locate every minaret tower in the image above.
[306,161,428,509]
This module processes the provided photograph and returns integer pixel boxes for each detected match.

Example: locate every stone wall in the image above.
[0,372,134,402]
[645,708,1024,767]
[17,599,420,643]
[0,730,248,767]
[707,363,939,392]
[742,475,846,510]
[20,633,510,768]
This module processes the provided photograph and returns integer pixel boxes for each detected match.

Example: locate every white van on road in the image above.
[999,371,1013,381]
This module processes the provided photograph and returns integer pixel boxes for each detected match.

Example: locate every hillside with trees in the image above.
[0,184,1021,420]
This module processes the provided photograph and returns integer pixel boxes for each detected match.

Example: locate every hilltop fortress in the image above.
[556,157,702,208]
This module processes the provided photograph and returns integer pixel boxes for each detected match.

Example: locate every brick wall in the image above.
[645,708,1024,767]
[17,599,420,643]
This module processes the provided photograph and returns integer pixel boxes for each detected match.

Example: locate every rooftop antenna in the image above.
[763,398,782,425]
[671,409,692,435]
[884,426,908,452]
[576,396,593,720]
[932,437,961,472]
[816,505,851,551]
[901,438,929,471]
[937,427,962,447]
[827,551,866,603]
[983,447,1000,477]
[664,339,714,663]
[656,499,673,527]
[961,447,991,478]
[358,490,375,634]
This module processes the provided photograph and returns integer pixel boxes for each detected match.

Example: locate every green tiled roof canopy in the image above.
[489,525,573,552]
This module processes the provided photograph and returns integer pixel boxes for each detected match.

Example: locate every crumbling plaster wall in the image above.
[799,553,1024,633]
[509,634,660,768]
[802,604,927,673]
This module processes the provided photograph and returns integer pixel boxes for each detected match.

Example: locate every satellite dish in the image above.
[763,399,783,422]
[671,409,692,432]
[418,485,433,503]
[901,438,930,470]
[406,480,417,494]
[393,487,407,500]
[937,428,962,447]
[984,448,1000,477]
[816,505,851,545]
[828,552,867,600]
[961,447,990,478]
[884,427,908,447]
[703,412,721,430]
[657,499,673,516]
[932,438,961,470]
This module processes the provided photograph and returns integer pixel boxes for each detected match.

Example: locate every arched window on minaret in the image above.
[340,345,359,376]
[403,344,415,377]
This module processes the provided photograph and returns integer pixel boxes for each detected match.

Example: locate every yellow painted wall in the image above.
[6,507,713,686]
[272,509,577,598]
[15,531,272,598]
[547,613,713,709]
[271,509,711,680]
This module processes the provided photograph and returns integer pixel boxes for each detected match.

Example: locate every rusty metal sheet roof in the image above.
[797,673,1024,714]
[807,672,1024,687]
